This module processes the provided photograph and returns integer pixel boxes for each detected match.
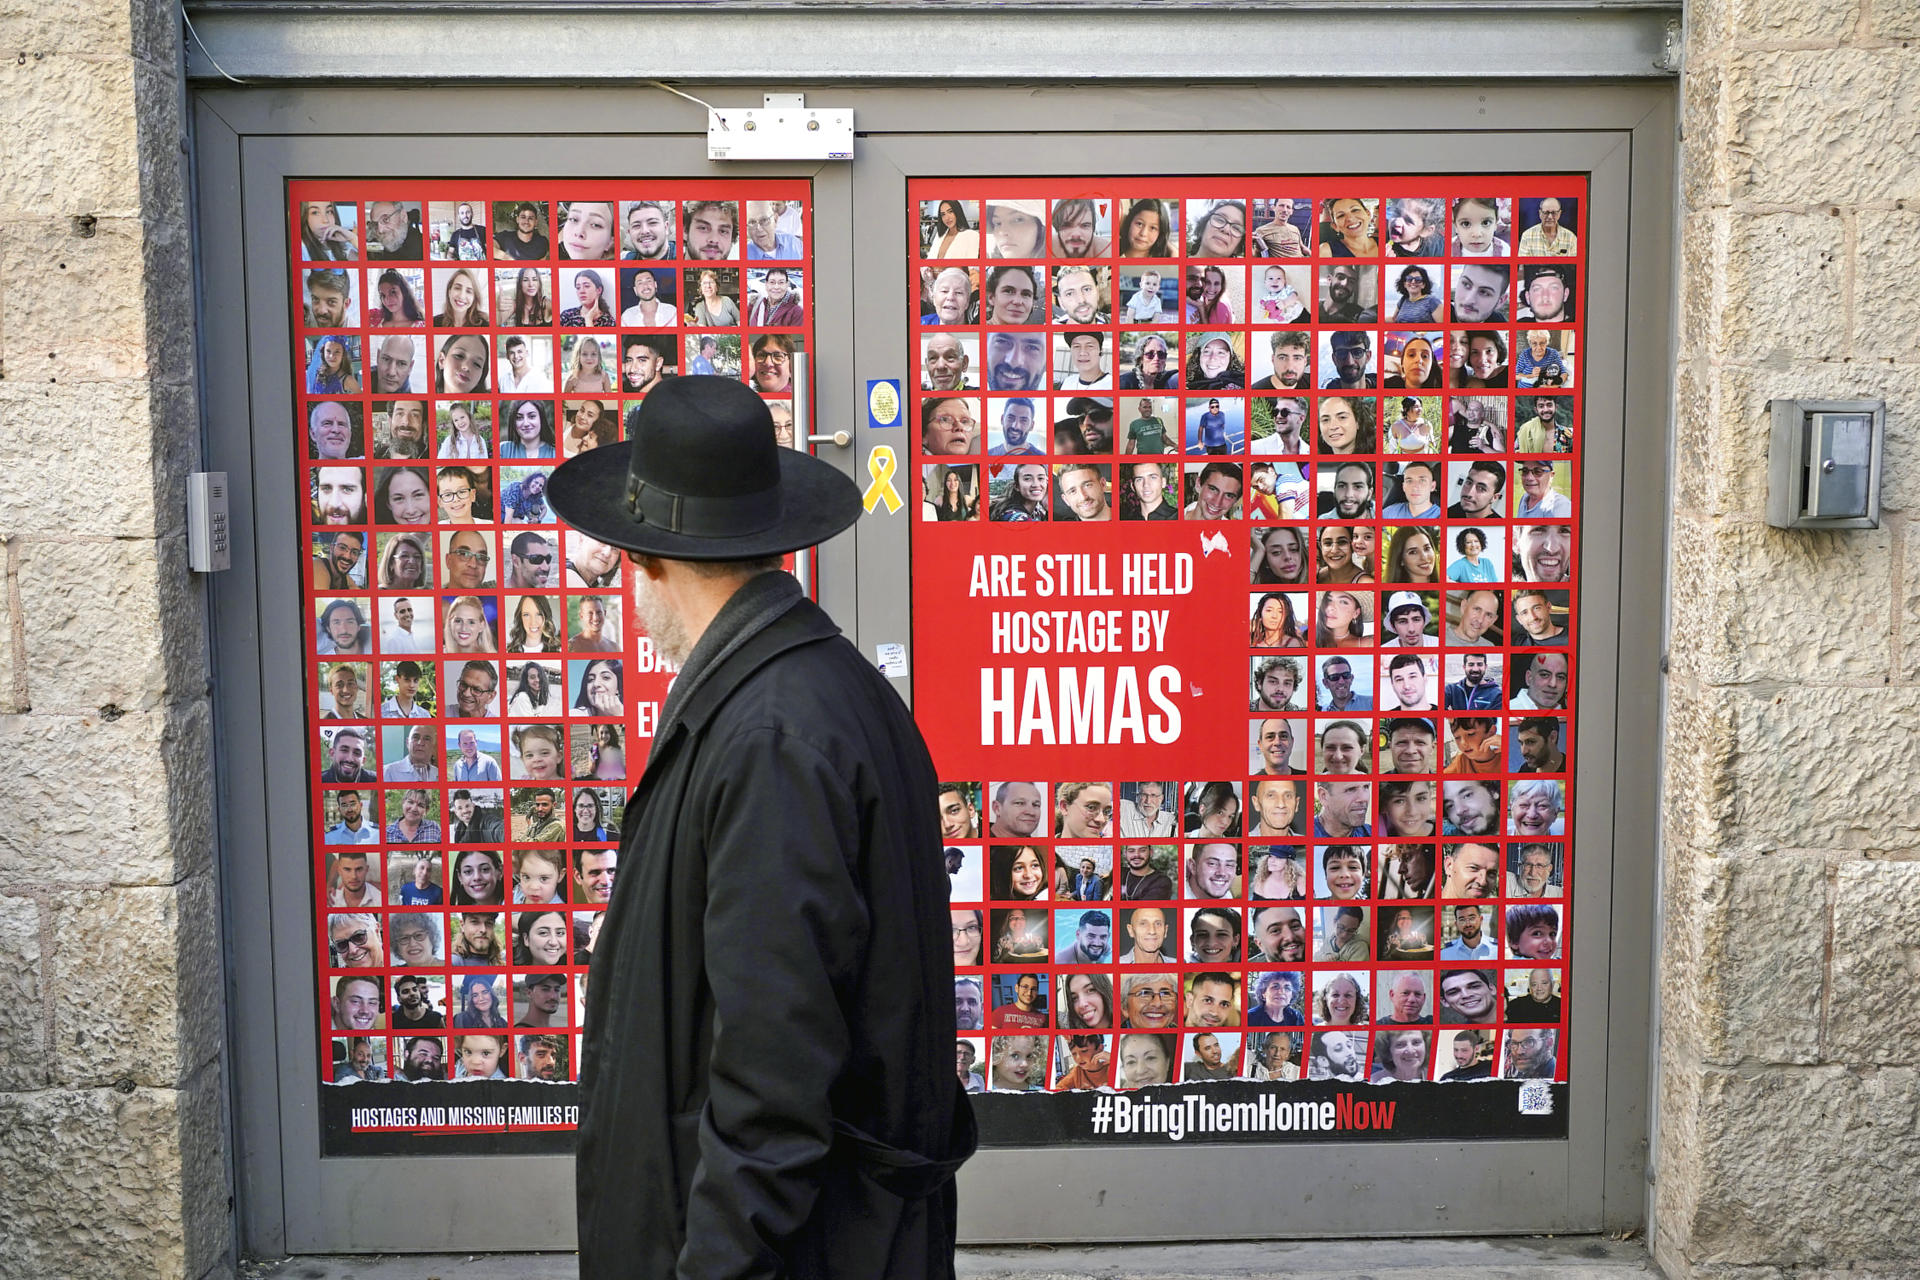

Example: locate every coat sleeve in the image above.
[678,726,869,1280]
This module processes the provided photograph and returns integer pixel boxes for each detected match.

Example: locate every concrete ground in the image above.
[242,1234,1661,1278]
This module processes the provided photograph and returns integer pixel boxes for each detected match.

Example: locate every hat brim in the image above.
[546,440,864,561]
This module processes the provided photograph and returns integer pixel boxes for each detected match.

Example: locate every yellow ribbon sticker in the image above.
[863,444,903,514]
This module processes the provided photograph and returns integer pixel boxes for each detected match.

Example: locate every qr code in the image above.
[1519,1081,1554,1116]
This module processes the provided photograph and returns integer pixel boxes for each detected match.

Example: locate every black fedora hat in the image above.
[547,376,860,561]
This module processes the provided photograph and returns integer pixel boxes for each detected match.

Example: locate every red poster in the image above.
[290,182,813,1153]
[910,179,1580,1137]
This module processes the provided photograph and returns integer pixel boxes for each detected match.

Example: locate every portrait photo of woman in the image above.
[1371,1030,1431,1084]
[562,336,614,394]
[378,532,429,589]
[951,909,984,967]
[1251,529,1311,587]
[923,199,981,259]
[1248,590,1309,648]
[1249,848,1305,900]
[1116,1033,1175,1089]
[1117,198,1173,258]
[505,594,560,654]
[435,333,491,394]
[433,267,490,328]
[1314,527,1371,586]
[442,595,497,654]
[305,335,361,395]
[453,975,508,1029]
[499,399,556,460]
[300,200,357,261]
[572,658,624,718]
[450,850,506,909]
[557,200,618,261]
[560,269,616,327]
[1388,396,1436,454]
[1060,972,1114,1030]
[1314,589,1372,648]
[992,845,1050,901]
[513,909,571,967]
[1313,972,1369,1026]
[684,268,740,326]
[1318,197,1379,258]
[984,199,1047,259]
[371,268,425,327]
[1383,524,1442,584]
[572,788,611,841]
[504,265,553,327]
[1187,199,1247,257]
[507,660,559,717]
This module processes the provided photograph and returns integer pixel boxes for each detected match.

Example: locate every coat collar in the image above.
[650,570,840,752]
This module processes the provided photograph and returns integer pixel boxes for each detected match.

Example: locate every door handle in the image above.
[792,353,852,448]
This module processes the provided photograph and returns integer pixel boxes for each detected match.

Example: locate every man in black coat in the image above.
[549,376,974,1279]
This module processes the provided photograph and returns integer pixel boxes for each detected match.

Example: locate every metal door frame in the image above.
[843,85,1671,1242]
[196,82,1670,1255]
[195,92,856,1254]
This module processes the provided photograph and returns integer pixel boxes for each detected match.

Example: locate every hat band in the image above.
[626,473,783,537]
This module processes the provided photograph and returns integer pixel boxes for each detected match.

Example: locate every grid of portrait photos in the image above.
[915,181,1579,1100]
[295,184,811,1100]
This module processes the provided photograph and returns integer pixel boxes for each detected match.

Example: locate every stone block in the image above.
[1658,678,1738,855]
[1731,0,1860,40]
[0,894,45,1091]
[1716,210,1848,360]
[0,56,144,218]
[1680,52,1731,214]
[0,380,182,537]
[1665,515,1892,685]
[1682,0,1735,54]
[131,58,190,235]
[1670,359,1715,517]
[1826,860,1920,1063]
[0,1085,195,1280]
[50,875,222,1089]
[177,1059,231,1280]
[1902,533,1920,686]
[1708,360,1920,515]
[14,537,202,713]
[1718,685,1920,854]
[1728,49,1920,204]
[0,215,157,384]
[1677,210,1728,366]
[0,544,17,717]
[1852,208,1920,361]
[0,2,134,55]
[1652,1041,1706,1273]
[1657,848,1717,1063]
[1662,848,1827,1064]
[0,700,213,887]
[1666,1065,1920,1267]
[1876,0,1920,37]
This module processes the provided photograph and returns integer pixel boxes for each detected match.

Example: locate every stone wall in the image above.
[1658,0,1920,1276]
[0,3,229,1279]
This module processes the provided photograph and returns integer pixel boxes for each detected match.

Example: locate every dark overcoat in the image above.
[577,572,974,1279]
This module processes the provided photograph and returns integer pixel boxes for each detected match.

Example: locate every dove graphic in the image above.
[1199,531,1228,558]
